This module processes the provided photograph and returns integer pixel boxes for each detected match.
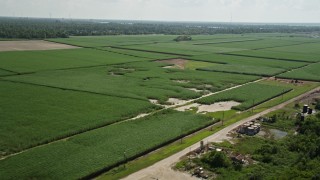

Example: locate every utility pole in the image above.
[252,99,255,113]
[180,128,183,144]
[123,151,127,168]
[222,111,225,126]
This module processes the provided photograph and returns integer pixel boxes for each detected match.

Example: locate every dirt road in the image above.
[122,86,320,180]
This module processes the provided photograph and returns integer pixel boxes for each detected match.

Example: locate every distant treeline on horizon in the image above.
[0,17,320,39]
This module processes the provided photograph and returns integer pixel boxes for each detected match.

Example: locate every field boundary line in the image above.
[196,68,286,77]
[220,53,318,63]
[0,57,156,77]
[0,79,148,102]
[252,41,319,50]
[0,77,262,160]
[109,46,193,57]
[0,67,19,74]
[192,38,262,45]
[275,61,320,82]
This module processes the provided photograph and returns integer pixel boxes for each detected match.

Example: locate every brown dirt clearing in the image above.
[156,59,189,69]
[175,101,240,114]
[0,40,79,52]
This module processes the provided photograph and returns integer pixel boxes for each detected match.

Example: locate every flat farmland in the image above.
[199,64,286,76]
[191,53,307,69]
[3,61,259,102]
[226,49,320,62]
[277,63,320,81]
[0,69,15,76]
[0,48,151,73]
[197,82,292,111]
[1,33,319,180]
[116,42,244,56]
[0,40,79,52]
[97,47,178,59]
[264,42,320,55]
[190,53,307,76]
[0,110,215,179]
[0,81,158,156]
[51,35,178,47]
[200,39,307,50]
[51,34,251,48]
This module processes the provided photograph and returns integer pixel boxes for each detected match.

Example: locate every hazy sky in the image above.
[1,0,319,23]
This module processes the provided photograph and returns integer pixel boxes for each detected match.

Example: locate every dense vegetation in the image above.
[1,17,320,39]
[229,114,320,179]
[176,106,320,179]
[0,81,159,156]
[0,110,216,179]
[197,83,292,111]
[278,63,320,81]
[0,48,151,73]
[199,64,286,76]
[1,33,320,179]
[4,61,259,102]
[226,49,320,62]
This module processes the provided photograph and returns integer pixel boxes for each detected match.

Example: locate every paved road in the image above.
[122,87,320,180]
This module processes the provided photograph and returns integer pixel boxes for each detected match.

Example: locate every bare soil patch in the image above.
[175,101,240,114]
[173,80,190,84]
[156,59,189,69]
[166,98,188,107]
[188,88,202,92]
[0,40,79,52]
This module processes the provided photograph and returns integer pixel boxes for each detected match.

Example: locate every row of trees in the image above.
[1,17,320,39]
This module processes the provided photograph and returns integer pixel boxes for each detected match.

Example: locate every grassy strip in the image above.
[98,80,319,180]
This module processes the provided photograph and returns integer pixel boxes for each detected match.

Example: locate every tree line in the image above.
[1,17,320,39]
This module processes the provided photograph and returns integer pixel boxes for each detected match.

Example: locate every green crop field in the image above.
[277,63,320,81]
[0,81,158,156]
[50,35,177,47]
[3,61,259,103]
[197,83,292,111]
[0,48,151,73]
[97,47,178,59]
[1,33,320,180]
[0,110,215,179]
[225,49,320,62]
[182,38,260,45]
[200,39,306,50]
[190,53,307,76]
[50,34,251,48]
[190,53,307,69]
[264,42,320,55]
[0,69,15,76]
[199,64,286,76]
[116,42,244,56]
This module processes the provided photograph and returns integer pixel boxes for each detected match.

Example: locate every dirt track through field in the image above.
[0,78,262,161]
[122,86,320,180]
[0,40,79,52]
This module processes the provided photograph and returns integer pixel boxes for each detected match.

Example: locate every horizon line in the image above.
[1,16,320,25]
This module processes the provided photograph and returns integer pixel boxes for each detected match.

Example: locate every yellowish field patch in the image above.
[0,40,79,52]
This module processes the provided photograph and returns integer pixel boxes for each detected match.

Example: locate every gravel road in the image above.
[122,87,320,180]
